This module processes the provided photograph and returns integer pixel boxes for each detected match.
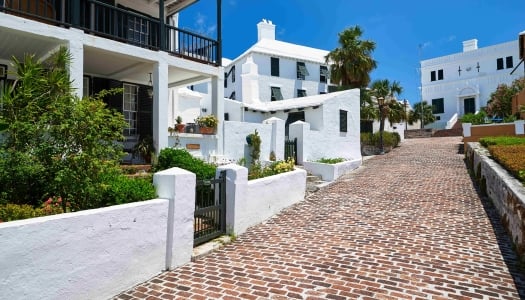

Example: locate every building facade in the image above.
[0,0,224,160]
[421,37,523,129]
[223,19,332,104]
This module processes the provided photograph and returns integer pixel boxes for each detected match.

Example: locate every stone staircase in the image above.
[295,165,331,195]
[432,120,463,137]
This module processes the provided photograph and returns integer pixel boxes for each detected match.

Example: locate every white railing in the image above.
[446,113,458,129]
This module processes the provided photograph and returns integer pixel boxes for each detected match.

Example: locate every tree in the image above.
[408,101,436,127]
[486,77,525,118]
[325,26,377,89]
[0,47,127,209]
[369,79,405,135]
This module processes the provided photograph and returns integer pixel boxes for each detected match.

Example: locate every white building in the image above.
[223,19,332,103]
[421,36,523,129]
[0,0,224,160]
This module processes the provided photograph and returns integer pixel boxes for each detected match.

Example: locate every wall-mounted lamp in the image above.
[147,73,153,98]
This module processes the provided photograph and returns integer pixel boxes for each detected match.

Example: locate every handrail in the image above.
[446,113,458,129]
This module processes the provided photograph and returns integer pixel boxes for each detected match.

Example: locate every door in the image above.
[464,98,475,114]
[285,111,305,137]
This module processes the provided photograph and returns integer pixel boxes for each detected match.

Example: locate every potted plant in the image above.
[175,116,185,133]
[195,114,219,134]
[133,135,155,164]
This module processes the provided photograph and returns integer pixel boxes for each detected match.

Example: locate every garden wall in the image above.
[462,121,525,147]
[466,142,525,257]
[219,164,307,235]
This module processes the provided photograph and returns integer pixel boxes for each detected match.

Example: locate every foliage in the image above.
[316,158,345,164]
[154,148,216,180]
[248,158,295,180]
[488,144,525,183]
[0,203,44,222]
[486,77,525,118]
[99,172,156,206]
[269,151,276,161]
[369,79,406,130]
[479,136,525,147]
[460,111,487,125]
[176,115,183,124]
[0,47,127,210]
[408,101,436,126]
[195,114,219,128]
[247,129,261,163]
[325,26,377,89]
[361,131,400,148]
[133,135,155,164]
[360,88,378,120]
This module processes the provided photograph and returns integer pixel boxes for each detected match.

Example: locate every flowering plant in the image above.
[195,114,219,128]
[42,196,70,215]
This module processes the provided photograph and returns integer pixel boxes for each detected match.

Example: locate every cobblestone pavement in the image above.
[115,137,525,300]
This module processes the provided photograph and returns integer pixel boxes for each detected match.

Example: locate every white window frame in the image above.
[123,83,138,136]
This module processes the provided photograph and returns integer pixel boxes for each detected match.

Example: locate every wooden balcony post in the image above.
[159,0,166,51]
[70,0,80,26]
[216,0,222,65]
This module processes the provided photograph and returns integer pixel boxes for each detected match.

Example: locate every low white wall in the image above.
[168,133,218,162]
[0,200,169,300]
[0,167,196,300]
[303,158,362,181]
[219,164,307,235]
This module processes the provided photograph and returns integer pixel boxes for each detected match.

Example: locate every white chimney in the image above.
[257,19,275,41]
[462,39,478,52]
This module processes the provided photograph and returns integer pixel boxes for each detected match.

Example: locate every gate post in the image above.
[153,167,196,270]
[217,164,247,236]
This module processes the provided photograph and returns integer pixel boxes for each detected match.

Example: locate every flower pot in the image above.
[199,126,215,135]
[175,124,185,133]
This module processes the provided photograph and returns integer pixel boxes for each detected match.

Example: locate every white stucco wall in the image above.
[289,90,361,162]
[303,159,362,181]
[222,121,274,162]
[218,165,307,236]
[0,200,169,300]
[421,39,521,128]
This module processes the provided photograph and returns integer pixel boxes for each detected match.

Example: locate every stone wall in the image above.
[466,142,525,258]
[405,129,436,139]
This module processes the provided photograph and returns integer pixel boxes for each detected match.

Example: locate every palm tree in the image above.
[325,26,377,89]
[369,79,405,135]
[409,101,436,128]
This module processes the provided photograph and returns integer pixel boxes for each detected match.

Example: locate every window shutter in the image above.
[339,110,348,132]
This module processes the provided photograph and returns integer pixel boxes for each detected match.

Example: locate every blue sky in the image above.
[180,0,525,105]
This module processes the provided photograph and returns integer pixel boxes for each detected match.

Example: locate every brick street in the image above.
[115,137,525,299]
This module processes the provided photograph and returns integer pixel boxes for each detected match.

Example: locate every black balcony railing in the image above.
[0,0,219,65]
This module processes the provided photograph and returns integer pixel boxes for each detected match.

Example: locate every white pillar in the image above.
[153,167,196,270]
[263,117,285,160]
[241,55,260,103]
[515,120,525,135]
[153,61,169,154]
[462,123,472,137]
[212,71,225,155]
[289,121,310,164]
[217,164,247,236]
[68,32,84,99]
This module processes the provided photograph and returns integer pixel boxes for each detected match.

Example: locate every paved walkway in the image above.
[115,137,525,300]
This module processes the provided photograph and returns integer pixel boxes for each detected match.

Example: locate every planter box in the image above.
[303,158,362,181]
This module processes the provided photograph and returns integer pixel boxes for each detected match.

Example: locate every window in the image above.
[497,58,504,70]
[320,66,329,83]
[432,98,444,114]
[506,56,513,69]
[127,16,149,45]
[297,89,307,97]
[271,86,283,101]
[339,110,348,132]
[297,61,309,80]
[229,91,236,100]
[224,66,236,88]
[123,84,138,136]
[431,70,443,81]
[224,72,227,88]
[271,57,279,77]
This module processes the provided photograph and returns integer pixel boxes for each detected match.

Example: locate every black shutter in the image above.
[437,69,443,80]
[137,86,153,138]
[430,71,436,81]
[339,110,347,132]
[92,77,123,113]
[271,57,279,77]
[497,58,504,70]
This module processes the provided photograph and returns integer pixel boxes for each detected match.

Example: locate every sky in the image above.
[180,0,525,105]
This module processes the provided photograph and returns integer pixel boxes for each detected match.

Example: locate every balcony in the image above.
[0,0,220,66]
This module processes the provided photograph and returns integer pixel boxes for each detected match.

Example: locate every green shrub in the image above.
[248,158,295,180]
[154,148,216,180]
[460,111,487,125]
[479,136,525,147]
[360,131,400,148]
[100,173,156,206]
[316,158,345,164]
[0,204,44,222]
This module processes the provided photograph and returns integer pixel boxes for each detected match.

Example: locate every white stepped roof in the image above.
[242,90,349,112]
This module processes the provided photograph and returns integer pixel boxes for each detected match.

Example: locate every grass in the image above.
[316,158,345,164]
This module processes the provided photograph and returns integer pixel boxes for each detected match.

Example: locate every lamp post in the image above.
[378,96,385,155]
[403,99,408,131]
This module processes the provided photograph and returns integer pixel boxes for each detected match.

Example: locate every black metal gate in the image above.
[285,138,297,163]
[194,170,226,246]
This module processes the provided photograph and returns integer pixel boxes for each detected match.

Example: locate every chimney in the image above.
[462,39,478,52]
[257,19,275,41]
